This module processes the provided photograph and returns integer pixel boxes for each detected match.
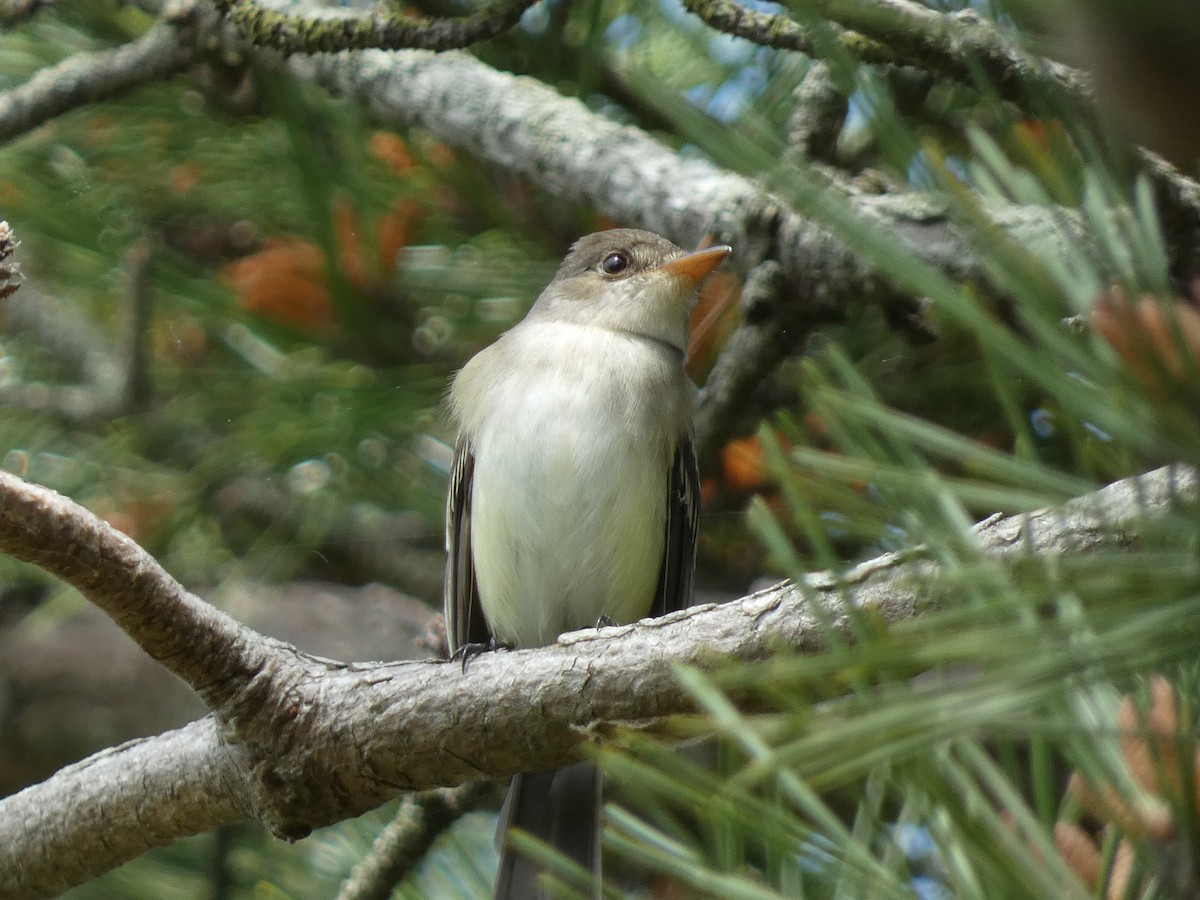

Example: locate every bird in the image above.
[444,228,731,898]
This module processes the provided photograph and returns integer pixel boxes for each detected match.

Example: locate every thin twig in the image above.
[118,238,154,410]
[0,221,20,303]
[336,781,493,900]
[680,0,894,64]
[684,0,1090,108]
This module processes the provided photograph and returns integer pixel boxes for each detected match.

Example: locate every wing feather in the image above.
[444,436,490,654]
[652,436,700,618]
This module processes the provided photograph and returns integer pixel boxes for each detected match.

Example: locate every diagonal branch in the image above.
[291,48,1097,282]
[0,8,199,144]
[287,47,1097,453]
[0,470,271,707]
[335,781,493,900]
[679,0,895,65]
[682,0,1092,108]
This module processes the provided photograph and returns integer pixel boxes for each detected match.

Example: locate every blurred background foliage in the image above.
[2,0,1200,897]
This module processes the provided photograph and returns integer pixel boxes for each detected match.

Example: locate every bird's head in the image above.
[527,228,731,353]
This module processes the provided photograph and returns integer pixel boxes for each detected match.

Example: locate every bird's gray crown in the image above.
[553,228,685,281]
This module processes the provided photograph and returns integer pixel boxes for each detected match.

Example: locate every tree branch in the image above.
[0,239,156,421]
[810,0,1090,104]
[0,283,114,387]
[0,8,199,144]
[335,781,493,900]
[0,580,439,794]
[679,0,894,65]
[0,464,1194,895]
[683,0,1091,109]
[1,719,248,899]
[0,221,18,302]
[0,470,269,705]
[680,1,1199,266]
[289,47,1093,306]
[212,0,537,54]
[284,47,1100,453]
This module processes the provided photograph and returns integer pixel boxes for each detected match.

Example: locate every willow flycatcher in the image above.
[445,228,730,898]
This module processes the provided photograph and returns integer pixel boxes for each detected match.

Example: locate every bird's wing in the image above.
[652,435,700,617]
[444,435,490,654]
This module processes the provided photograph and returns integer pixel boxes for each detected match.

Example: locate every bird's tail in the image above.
[493,762,602,899]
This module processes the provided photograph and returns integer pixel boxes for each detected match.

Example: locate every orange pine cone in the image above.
[1093,286,1200,392]
[222,238,333,330]
[369,132,417,175]
[721,435,767,493]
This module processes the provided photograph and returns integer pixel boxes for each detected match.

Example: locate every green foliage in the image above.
[567,3,1200,898]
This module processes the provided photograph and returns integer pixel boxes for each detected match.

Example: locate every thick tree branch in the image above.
[287,47,1099,454]
[292,48,1099,273]
[295,49,1027,285]
[0,464,1194,896]
[291,48,1092,309]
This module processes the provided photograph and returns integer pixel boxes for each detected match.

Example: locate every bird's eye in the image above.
[600,252,629,276]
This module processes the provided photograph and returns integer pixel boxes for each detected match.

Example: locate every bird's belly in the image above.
[470,389,669,648]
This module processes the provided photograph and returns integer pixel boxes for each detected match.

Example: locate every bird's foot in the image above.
[595,614,616,629]
[449,637,510,673]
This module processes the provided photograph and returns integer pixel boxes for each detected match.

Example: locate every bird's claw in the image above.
[449,637,510,673]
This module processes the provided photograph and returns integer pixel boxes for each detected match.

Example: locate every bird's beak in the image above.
[655,245,732,288]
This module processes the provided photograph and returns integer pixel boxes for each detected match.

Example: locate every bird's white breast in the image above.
[450,322,691,648]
